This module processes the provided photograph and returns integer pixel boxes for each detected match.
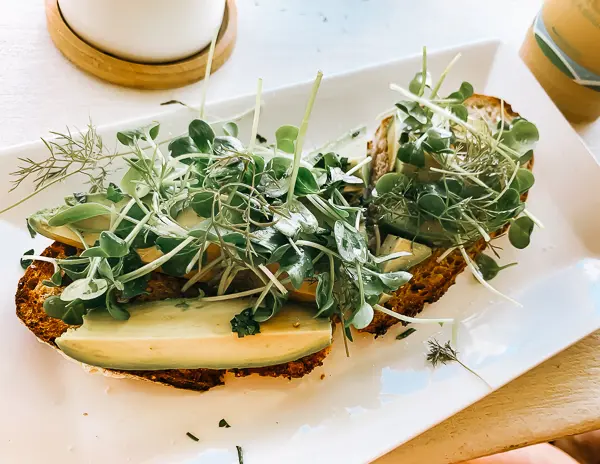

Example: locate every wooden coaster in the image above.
[45,0,237,90]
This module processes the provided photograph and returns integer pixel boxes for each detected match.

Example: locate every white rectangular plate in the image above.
[2,40,600,464]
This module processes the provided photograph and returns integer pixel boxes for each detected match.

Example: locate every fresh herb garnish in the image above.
[106,183,124,203]
[474,254,517,281]
[230,309,261,338]
[186,432,199,442]
[20,249,34,269]
[175,300,190,309]
[371,48,542,305]
[236,445,244,464]
[255,133,267,144]
[426,338,490,387]
[219,418,231,428]
[396,327,416,340]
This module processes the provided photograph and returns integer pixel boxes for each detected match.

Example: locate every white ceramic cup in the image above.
[58,0,226,63]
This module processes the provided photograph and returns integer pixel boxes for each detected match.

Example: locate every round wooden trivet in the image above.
[45,0,237,90]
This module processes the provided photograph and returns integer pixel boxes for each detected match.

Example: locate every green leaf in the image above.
[275,125,299,154]
[250,227,288,254]
[106,288,130,320]
[99,231,129,258]
[294,167,320,195]
[408,71,431,95]
[377,270,412,291]
[190,191,216,218]
[61,278,109,301]
[48,203,109,227]
[168,136,200,162]
[61,258,90,281]
[219,419,231,428]
[223,122,239,138]
[80,247,108,258]
[42,270,63,288]
[230,308,261,337]
[520,149,534,165]
[329,167,363,185]
[396,101,428,125]
[120,159,151,198]
[120,276,149,299]
[280,249,314,289]
[97,258,115,282]
[26,219,37,238]
[474,253,517,281]
[43,296,87,325]
[334,221,367,264]
[114,204,157,249]
[375,172,406,195]
[116,122,160,146]
[509,216,535,249]
[254,292,287,322]
[155,237,199,277]
[511,120,539,145]
[418,193,446,216]
[349,301,374,329]
[397,142,425,167]
[189,119,215,153]
[274,201,318,237]
[106,183,125,203]
[447,82,474,102]
[315,272,335,318]
[450,104,468,121]
[512,169,535,194]
[20,249,34,269]
[396,327,416,340]
[497,188,521,211]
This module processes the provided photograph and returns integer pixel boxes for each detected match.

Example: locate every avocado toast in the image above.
[11,50,540,391]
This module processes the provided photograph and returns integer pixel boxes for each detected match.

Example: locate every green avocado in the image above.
[55,298,332,370]
[379,234,432,272]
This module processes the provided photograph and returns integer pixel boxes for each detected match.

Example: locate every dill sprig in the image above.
[426,338,491,388]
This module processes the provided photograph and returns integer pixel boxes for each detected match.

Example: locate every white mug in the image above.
[58,0,226,63]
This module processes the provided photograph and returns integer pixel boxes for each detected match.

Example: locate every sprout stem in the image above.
[287,71,323,207]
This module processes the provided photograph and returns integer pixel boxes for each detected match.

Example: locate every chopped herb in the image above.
[186,432,199,442]
[175,300,190,309]
[160,99,192,109]
[106,183,124,203]
[255,133,267,144]
[73,192,87,204]
[351,130,361,138]
[26,219,37,238]
[236,445,244,464]
[396,327,416,340]
[219,418,231,428]
[230,309,260,338]
[20,249,34,269]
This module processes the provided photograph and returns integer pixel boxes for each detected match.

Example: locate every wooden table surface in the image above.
[2,0,600,462]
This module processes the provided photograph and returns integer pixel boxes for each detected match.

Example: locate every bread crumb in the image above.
[320,374,325,380]
[292,321,300,328]
[83,412,88,416]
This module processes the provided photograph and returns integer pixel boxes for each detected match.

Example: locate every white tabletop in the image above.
[5,0,599,150]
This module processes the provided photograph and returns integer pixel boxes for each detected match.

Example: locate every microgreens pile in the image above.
[16,71,415,339]
[371,48,541,301]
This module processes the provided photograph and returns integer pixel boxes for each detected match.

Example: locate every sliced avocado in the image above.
[379,234,432,272]
[56,298,332,370]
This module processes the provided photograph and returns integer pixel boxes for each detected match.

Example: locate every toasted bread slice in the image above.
[15,242,330,391]
[362,94,534,335]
